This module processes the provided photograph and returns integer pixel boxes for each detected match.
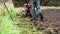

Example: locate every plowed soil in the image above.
[16,9,60,34]
[33,9,60,34]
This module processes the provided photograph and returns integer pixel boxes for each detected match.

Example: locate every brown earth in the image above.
[16,9,60,34]
[32,9,60,34]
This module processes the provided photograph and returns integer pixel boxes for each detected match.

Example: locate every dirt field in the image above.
[16,9,60,34]
[32,9,60,34]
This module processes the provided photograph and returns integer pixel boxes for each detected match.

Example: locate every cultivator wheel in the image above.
[39,13,44,21]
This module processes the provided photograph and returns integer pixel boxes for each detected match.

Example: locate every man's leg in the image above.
[30,0,37,20]
[36,0,43,20]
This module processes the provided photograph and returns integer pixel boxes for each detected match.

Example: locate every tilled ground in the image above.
[33,9,60,34]
[16,9,60,34]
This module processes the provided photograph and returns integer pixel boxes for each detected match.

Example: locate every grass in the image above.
[0,3,20,34]
[55,6,60,9]
[0,16,20,34]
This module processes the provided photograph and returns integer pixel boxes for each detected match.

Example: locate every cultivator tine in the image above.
[2,0,13,21]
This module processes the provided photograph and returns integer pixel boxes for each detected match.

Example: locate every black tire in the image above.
[39,13,44,21]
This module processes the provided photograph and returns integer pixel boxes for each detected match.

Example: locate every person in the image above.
[30,0,43,21]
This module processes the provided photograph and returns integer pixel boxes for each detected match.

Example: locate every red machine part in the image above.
[24,3,31,8]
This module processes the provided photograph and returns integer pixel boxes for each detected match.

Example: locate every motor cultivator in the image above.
[21,3,43,20]
[21,3,32,17]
